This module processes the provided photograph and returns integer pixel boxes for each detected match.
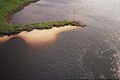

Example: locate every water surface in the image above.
[1,0,120,79]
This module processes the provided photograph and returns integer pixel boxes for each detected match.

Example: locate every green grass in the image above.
[0,0,85,36]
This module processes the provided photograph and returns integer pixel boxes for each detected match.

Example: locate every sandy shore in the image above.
[0,26,79,45]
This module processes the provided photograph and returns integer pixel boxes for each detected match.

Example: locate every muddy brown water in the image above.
[0,0,120,79]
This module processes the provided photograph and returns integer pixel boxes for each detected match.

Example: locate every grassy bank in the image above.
[0,0,85,37]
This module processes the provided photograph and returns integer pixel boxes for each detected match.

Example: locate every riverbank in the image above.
[18,25,80,45]
[0,25,79,44]
[0,0,85,37]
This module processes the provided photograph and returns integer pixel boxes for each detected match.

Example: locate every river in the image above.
[0,0,120,79]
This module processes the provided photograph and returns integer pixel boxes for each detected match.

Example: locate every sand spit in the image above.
[0,26,79,45]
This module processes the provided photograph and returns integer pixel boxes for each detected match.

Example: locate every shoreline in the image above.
[0,21,86,37]
[0,25,80,45]
[7,0,39,25]
[0,0,86,37]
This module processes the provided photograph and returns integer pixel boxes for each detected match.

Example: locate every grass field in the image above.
[0,0,85,36]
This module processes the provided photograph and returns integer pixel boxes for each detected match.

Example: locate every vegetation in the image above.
[0,0,85,37]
